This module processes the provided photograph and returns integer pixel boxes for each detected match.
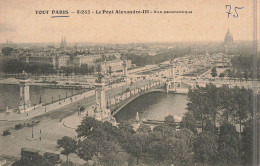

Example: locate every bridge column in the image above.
[18,79,31,113]
[122,60,129,84]
[94,83,111,121]
[169,59,176,81]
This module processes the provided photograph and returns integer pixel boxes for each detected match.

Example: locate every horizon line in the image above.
[0,40,256,45]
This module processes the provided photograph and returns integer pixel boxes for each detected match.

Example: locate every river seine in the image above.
[114,92,188,122]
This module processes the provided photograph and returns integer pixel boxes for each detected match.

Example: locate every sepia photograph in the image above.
[0,0,259,165]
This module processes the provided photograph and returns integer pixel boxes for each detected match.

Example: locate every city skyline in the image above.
[0,0,258,44]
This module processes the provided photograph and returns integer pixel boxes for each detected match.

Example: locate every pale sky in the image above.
[0,0,258,43]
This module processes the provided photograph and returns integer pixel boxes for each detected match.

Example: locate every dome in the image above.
[224,29,233,44]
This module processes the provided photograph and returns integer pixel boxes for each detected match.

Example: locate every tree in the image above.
[165,137,193,166]
[218,85,236,123]
[164,129,194,165]
[217,122,240,165]
[122,132,149,164]
[241,119,254,165]
[219,73,225,80]
[57,136,77,165]
[153,124,175,138]
[148,131,164,142]
[146,141,168,165]
[76,117,102,138]
[1,47,13,56]
[137,124,152,134]
[77,139,96,162]
[233,86,250,134]
[180,112,198,134]
[204,83,220,132]
[211,67,217,78]
[98,152,124,166]
[187,85,208,131]
[175,129,195,148]
[101,121,123,142]
[118,121,135,136]
[193,132,218,165]
[164,115,176,128]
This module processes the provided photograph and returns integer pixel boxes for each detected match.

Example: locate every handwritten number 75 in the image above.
[226,5,244,18]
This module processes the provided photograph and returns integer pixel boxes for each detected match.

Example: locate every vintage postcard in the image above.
[0,0,259,166]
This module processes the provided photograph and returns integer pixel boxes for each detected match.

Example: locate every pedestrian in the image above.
[40,129,41,134]
[27,113,28,116]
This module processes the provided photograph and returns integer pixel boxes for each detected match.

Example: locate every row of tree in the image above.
[60,64,99,76]
[182,83,259,165]
[0,59,103,75]
[56,111,258,166]
[186,84,253,134]
[0,59,56,74]
[219,69,257,81]
[231,55,260,72]
[230,55,260,79]
[121,47,191,67]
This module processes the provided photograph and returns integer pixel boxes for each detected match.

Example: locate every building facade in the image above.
[100,60,132,73]
[73,55,101,67]
[20,55,70,69]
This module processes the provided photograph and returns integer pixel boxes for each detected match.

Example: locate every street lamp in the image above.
[31,124,34,138]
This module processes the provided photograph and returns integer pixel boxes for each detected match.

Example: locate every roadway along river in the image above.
[114,92,188,123]
[0,84,84,111]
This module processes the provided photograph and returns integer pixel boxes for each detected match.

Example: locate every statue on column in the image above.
[96,72,104,83]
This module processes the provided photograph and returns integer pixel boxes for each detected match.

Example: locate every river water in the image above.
[0,84,84,111]
[114,92,188,122]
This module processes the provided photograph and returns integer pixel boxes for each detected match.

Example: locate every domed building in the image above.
[224,29,233,44]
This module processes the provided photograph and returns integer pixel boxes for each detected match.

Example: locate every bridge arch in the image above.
[110,89,165,117]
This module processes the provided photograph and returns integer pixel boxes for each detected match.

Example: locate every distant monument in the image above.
[60,36,67,48]
[224,29,233,44]
[224,29,234,54]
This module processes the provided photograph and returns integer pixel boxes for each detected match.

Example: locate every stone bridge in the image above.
[107,81,165,117]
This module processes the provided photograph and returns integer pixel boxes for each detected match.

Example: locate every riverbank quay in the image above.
[0,81,131,121]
